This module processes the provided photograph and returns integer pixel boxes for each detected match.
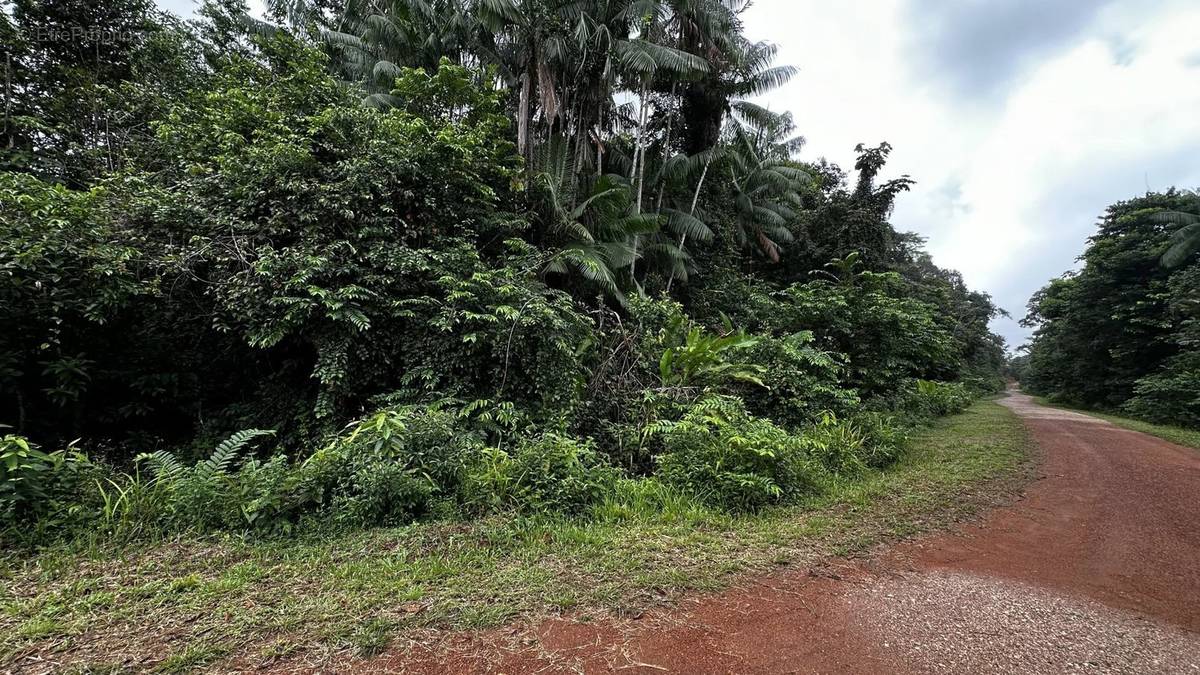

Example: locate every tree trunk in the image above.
[517,70,531,162]
[655,82,677,213]
[595,128,604,175]
[666,149,714,293]
[4,53,12,150]
[634,83,650,213]
[630,83,650,278]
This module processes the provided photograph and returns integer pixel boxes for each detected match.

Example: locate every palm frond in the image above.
[1163,222,1200,268]
[1150,210,1200,226]
[661,208,714,242]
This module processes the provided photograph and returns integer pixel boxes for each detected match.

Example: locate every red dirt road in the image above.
[359,393,1200,673]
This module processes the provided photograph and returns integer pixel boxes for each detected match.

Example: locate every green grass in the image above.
[1032,397,1200,450]
[0,401,1032,672]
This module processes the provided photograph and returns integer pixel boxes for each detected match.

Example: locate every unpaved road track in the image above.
[365,393,1200,673]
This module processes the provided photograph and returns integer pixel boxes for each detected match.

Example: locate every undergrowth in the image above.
[0,401,1031,672]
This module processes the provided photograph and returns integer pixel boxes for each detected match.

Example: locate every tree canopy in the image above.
[1019,190,1200,427]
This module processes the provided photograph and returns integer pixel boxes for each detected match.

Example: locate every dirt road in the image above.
[369,393,1200,673]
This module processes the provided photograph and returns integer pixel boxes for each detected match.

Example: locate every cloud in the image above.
[744,0,1200,349]
[899,0,1117,100]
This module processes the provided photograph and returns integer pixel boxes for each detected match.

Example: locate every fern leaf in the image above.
[197,429,275,481]
[134,450,185,483]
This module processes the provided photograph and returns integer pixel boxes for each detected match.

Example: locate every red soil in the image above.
[336,393,1200,673]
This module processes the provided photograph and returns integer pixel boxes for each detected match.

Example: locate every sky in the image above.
[156,0,1200,349]
[740,0,1200,349]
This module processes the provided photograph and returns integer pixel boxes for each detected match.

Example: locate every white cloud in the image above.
[743,0,1200,347]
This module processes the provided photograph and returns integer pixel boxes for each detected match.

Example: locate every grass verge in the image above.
[0,401,1032,673]
[1032,397,1200,450]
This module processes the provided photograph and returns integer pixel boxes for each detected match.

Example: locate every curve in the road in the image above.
[360,393,1200,674]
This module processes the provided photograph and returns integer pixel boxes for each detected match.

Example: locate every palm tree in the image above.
[1152,193,1200,268]
[661,96,805,280]
[724,115,808,261]
[680,37,796,154]
[268,0,483,106]
[659,36,799,279]
[539,170,662,300]
[263,0,803,288]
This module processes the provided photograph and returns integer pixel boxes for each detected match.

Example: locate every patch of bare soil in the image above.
[326,393,1200,674]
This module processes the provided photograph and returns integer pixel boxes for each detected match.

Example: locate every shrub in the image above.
[906,380,974,418]
[331,461,435,527]
[657,313,765,389]
[961,374,1005,396]
[1122,352,1200,428]
[96,446,299,539]
[801,412,870,476]
[735,331,859,428]
[849,412,909,468]
[135,429,278,531]
[218,454,296,532]
[461,434,618,515]
[780,272,957,398]
[510,435,618,514]
[800,411,907,475]
[299,404,488,525]
[1,435,98,532]
[628,297,764,391]
[653,396,818,511]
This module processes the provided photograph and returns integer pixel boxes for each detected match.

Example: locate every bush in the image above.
[461,434,618,515]
[906,380,974,418]
[1,435,98,533]
[299,404,488,525]
[735,331,859,428]
[229,454,298,531]
[801,411,907,475]
[570,305,663,472]
[779,272,957,398]
[331,462,435,527]
[653,396,818,511]
[961,374,1005,396]
[656,313,765,389]
[850,412,909,468]
[801,412,870,476]
[135,429,279,531]
[1123,352,1200,428]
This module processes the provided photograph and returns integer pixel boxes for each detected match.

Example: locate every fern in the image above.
[195,429,276,482]
[134,450,186,483]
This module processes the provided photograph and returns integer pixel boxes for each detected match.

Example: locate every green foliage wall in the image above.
[1022,191,1200,426]
[0,38,583,450]
[0,5,1014,542]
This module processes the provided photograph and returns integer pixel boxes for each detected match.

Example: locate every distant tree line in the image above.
[1019,190,1200,427]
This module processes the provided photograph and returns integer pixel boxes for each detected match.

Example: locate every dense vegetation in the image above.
[1,401,1030,669]
[0,0,1006,545]
[1018,190,1200,427]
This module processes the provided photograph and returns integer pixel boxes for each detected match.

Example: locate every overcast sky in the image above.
[157,0,1200,349]
[741,0,1200,348]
